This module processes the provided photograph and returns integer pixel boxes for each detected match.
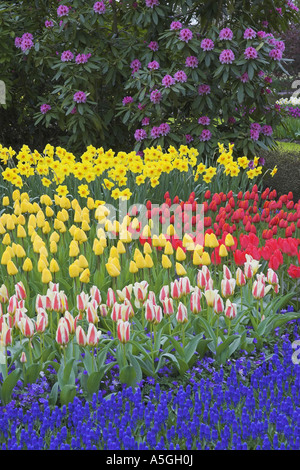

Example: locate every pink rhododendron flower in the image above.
[142,117,150,126]
[150,89,162,103]
[93,1,106,14]
[261,125,273,136]
[145,0,159,7]
[244,28,256,39]
[179,28,193,43]
[148,60,160,70]
[198,116,211,126]
[159,122,170,136]
[198,84,211,95]
[61,50,74,62]
[170,21,182,30]
[219,28,233,40]
[185,56,198,68]
[199,129,212,141]
[162,75,175,88]
[240,72,249,82]
[150,126,161,138]
[73,91,87,103]
[244,47,258,59]
[57,5,69,17]
[130,59,141,74]
[200,38,214,51]
[174,70,187,83]
[122,96,133,106]
[40,104,51,114]
[134,129,147,141]
[45,20,54,28]
[269,49,283,60]
[148,41,159,51]
[219,49,235,64]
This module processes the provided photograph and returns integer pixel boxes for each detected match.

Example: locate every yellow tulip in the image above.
[50,241,58,254]
[143,242,152,254]
[105,262,120,277]
[117,241,126,254]
[219,244,228,257]
[135,254,146,269]
[78,255,89,269]
[164,241,174,255]
[2,233,11,245]
[201,251,211,265]
[7,260,18,276]
[225,233,235,247]
[93,239,104,255]
[2,196,9,206]
[192,251,202,265]
[69,240,80,257]
[46,206,54,217]
[129,261,138,274]
[49,259,60,273]
[15,244,26,258]
[162,254,172,269]
[17,225,26,238]
[1,249,11,265]
[23,258,33,272]
[42,268,52,284]
[176,246,186,261]
[79,268,90,283]
[144,254,153,268]
[176,262,187,276]
[69,263,80,278]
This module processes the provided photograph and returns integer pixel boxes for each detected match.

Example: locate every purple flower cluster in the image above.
[148,41,159,51]
[15,33,34,52]
[45,20,54,28]
[57,5,69,17]
[122,96,134,106]
[73,91,87,104]
[130,59,142,75]
[219,49,235,64]
[174,70,187,83]
[285,106,300,118]
[134,128,147,141]
[185,56,198,68]
[244,47,258,60]
[75,53,91,64]
[150,89,162,104]
[244,28,256,39]
[200,38,214,51]
[199,129,212,141]
[198,84,211,96]
[93,1,106,14]
[61,50,74,62]
[250,122,273,140]
[145,0,160,7]
[148,60,160,70]
[219,28,233,41]
[162,75,175,88]
[170,21,182,31]
[179,28,193,43]
[2,329,300,450]
[40,104,51,114]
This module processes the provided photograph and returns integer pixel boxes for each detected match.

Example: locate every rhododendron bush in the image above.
[0,0,299,156]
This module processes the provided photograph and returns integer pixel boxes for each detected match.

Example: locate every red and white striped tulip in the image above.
[77,292,89,312]
[76,325,87,347]
[111,303,122,322]
[179,276,191,295]
[56,318,70,347]
[213,294,224,314]
[86,302,99,324]
[221,278,236,298]
[225,299,237,319]
[0,284,9,303]
[106,287,116,308]
[15,281,27,300]
[0,320,12,347]
[36,312,47,333]
[223,265,232,280]
[176,302,188,323]
[64,311,75,334]
[170,279,181,299]
[7,295,18,316]
[116,285,132,302]
[86,323,101,347]
[145,299,156,323]
[99,303,108,318]
[190,289,202,314]
[117,319,130,343]
[90,285,102,305]
[18,315,35,338]
[236,267,246,287]
[124,298,135,318]
[162,297,174,316]
[153,305,163,325]
[159,285,169,303]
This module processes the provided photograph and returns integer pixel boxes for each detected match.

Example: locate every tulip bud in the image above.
[221,278,236,298]
[225,299,237,319]
[236,267,246,287]
[90,286,102,305]
[190,289,202,314]
[86,323,100,347]
[213,294,224,314]
[107,288,116,308]
[76,325,87,347]
[117,319,130,343]
[18,315,35,338]
[162,297,174,316]
[176,302,188,323]
[0,284,9,303]
[99,304,108,318]
[204,289,218,307]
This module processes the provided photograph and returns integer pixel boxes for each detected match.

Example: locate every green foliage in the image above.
[0,0,299,157]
